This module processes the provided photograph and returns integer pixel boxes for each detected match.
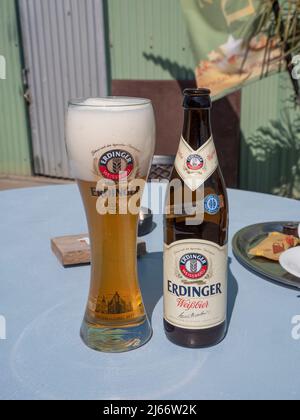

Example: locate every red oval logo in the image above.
[180,253,208,280]
[186,154,204,171]
[99,150,134,181]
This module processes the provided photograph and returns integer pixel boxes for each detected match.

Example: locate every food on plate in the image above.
[248,232,300,262]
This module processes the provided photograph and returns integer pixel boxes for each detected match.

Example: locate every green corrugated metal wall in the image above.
[240,74,280,192]
[107,0,195,80]
[240,72,300,199]
[0,0,31,176]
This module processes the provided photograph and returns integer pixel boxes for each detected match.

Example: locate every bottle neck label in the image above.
[175,136,218,191]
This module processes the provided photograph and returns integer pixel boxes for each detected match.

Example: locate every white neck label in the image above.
[175,136,219,191]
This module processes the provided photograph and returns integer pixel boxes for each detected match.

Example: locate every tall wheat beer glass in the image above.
[66,98,156,353]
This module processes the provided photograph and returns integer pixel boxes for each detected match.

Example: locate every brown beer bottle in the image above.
[164,89,229,348]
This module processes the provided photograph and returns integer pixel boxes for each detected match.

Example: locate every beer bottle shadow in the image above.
[227,258,239,332]
[138,252,163,323]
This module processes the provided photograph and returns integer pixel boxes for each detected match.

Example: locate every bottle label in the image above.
[164,240,228,330]
[175,136,219,191]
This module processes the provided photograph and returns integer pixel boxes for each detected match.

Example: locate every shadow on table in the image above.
[227,258,239,332]
[139,253,239,332]
[139,252,163,322]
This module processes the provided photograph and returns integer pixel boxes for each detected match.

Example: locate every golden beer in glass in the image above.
[66,98,156,352]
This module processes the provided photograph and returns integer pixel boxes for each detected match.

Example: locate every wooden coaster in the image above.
[51,234,147,267]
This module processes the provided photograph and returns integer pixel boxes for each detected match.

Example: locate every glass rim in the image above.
[68,97,152,108]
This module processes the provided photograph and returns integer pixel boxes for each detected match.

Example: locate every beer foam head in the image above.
[66,97,156,181]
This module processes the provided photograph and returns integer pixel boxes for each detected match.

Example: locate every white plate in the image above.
[279,247,300,279]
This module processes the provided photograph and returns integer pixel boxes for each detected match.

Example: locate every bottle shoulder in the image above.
[165,167,229,247]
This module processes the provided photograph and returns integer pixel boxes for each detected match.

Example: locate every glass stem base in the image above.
[80,317,153,353]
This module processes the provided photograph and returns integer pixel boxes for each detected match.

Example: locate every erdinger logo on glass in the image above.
[180,253,208,281]
[186,154,204,171]
[99,149,134,181]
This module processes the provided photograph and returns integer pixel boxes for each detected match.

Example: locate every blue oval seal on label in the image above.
[204,194,220,215]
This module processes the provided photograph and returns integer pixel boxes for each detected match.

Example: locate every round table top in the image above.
[1,184,300,400]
